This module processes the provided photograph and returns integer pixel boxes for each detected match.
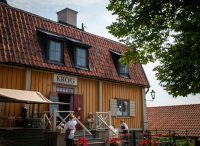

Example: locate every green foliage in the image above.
[153,137,194,146]
[107,0,200,97]
[175,139,194,146]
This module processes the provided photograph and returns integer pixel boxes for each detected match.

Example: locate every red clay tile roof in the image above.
[147,104,200,137]
[0,3,149,87]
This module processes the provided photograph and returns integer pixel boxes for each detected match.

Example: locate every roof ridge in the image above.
[1,3,121,45]
[1,3,57,25]
[148,103,200,108]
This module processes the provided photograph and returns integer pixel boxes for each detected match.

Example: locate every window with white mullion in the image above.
[110,99,135,117]
[49,40,62,62]
[117,100,129,117]
[75,47,87,68]
[119,62,129,77]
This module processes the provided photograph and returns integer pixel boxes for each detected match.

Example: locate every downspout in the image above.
[24,69,31,118]
[142,87,149,131]
[98,80,102,112]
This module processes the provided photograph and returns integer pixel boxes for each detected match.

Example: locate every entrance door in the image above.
[73,94,83,130]
[58,93,73,119]
[49,92,83,130]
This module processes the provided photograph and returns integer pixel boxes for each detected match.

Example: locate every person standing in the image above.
[120,120,129,145]
[22,106,27,128]
[109,125,119,139]
[64,114,77,146]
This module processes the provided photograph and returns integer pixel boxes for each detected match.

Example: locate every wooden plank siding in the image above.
[102,81,143,129]
[0,65,143,130]
[77,77,98,125]
[0,65,25,118]
[30,70,53,115]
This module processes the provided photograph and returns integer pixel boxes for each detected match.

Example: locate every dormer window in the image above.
[37,28,65,65]
[37,28,91,68]
[67,40,90,70]
[49,40,62,62]
[75,47,88,68]
[110,50,129,78]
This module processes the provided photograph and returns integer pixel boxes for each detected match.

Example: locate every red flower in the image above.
[139,139,159,146]
[139,140,149,146]
[106,138,121,146]
[76,138,88,146]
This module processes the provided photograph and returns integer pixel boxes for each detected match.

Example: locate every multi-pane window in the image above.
[56,86,74,93]
[75,47,87,68]
[110,99,135,117]
[119,63,129,77]
[110,50,129,78]
[49,40,62,62]
[117,100,129,117]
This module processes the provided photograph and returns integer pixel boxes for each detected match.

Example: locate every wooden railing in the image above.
[41,109,92,136]
[41,110,117,139]
[95,111,117,139]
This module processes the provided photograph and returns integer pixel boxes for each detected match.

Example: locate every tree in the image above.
[107,0,200,97]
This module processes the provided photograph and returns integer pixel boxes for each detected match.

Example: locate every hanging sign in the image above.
[54,74,77,86]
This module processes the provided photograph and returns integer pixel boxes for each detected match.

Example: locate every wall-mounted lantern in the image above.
[150,89,155,100]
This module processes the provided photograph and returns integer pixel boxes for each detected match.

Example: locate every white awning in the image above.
[0,88,66,104]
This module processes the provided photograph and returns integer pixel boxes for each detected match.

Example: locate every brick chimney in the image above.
[57,8,78,27]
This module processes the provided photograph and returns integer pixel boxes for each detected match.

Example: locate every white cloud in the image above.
[65,0,102,6]
[9,0,102,9]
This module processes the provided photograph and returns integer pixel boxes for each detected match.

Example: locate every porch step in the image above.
[74,138,104,142]
[73,130,106,146]
[74,141,105,146]
[86,141,105,146]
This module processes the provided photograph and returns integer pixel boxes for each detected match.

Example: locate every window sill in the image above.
[116,116,130,118]
[119,75,129,78]
[47,60,65,66]
[75,65,90,71]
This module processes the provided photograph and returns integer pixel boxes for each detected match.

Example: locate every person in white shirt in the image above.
[64,114,77,146]
[109,125,119,139]
[120,120,128,134]
[120,120,129,145]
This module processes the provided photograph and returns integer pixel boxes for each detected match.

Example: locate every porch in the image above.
[0,109,115,146]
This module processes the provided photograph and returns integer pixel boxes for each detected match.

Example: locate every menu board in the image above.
[49,95,59,115]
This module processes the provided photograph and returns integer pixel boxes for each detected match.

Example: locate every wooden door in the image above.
[73,94,83,130]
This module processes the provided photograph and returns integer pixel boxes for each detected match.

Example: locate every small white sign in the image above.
[54,74,77,86]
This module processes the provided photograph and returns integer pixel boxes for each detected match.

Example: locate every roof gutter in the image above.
[145,87,150,94]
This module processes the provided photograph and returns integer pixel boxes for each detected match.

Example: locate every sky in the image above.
[8,0,200,107]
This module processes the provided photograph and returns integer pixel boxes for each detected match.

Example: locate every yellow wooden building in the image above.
[0,1,150,132]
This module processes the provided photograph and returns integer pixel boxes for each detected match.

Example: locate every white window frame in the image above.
[74,47,89,69]
[119,62,129,77]
[49,40,62,62]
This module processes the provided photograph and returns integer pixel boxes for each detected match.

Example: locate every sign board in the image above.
[49,92,59,115]
[54,74,77,86]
